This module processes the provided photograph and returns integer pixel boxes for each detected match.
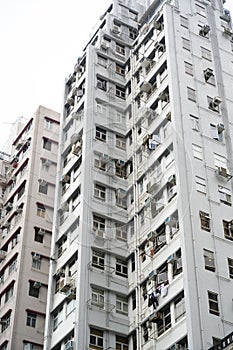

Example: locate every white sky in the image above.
[0,0,232,152]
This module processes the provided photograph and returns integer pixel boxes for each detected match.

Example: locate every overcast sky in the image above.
[0,0,232,152]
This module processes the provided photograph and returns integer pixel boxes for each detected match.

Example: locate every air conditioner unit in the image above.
[223,26,233,36]
[217,123,225,133]
[116,159,125,167]
[154,20,163,30]
[204,68,214,81]
[70,133,80,145]
[100,40,109,49]
[65,97,74,108]
[100,154,109,162]
[66,288,76,300]
[217,166,229,178]
[60,202,69,212]
[71,86,78,96]
[3,222,11,228]
[149,270,156,280]
[72,142,82,156]
[95,229,104,238]
[16,206,23,214]
[209,96,222,110]
[157,271,168,283]
[167,254,176,264]
[65,340,74,350]
[72,110,83,120]
[168,174,176,185]
[6,202,13,210]
[165,216,178,227]
[59,276,71,293]
[155,42,165,52]
[33,281,41,289]
[176,257,182,269]
[33,253,41,261]
[38,228,45,236]
[61,174,70,183]
[199,24,210,36]
[147,231,156,241]
[140,57,152,68]
[148,135,160,150]
[111,25,121,34]
[140,81,152,93]
[159,91,169,101]
[77,89,84,97]
[0,250,6,261]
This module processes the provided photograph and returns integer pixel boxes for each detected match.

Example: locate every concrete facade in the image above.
[0,106,60,349]
[44,1,233,349]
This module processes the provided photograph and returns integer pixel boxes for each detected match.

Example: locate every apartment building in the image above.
[44,0,233,349]
[0,106,60,350]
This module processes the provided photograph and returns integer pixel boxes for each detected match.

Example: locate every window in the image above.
[204,69,215,85]
[93,215,105,236]
[96,103,107,115]
[208,96,221,113]
[201,46,212,61]
[142,324,149,343]
[5,285,14,303]
[129,27,137,40]
[1,343,9,350]
[32,256,41,270]
[66,298,75,316]
[91,288,104,308]
[157,306,171,336]
[182,37,191,51]
[37,204,45,218]
[116,259,128,277]
[196,3,206,17]
[116,335,128,350]
[94,184,106,201]
[185,61,193,75]
[214,153,227,169]
[94,154,106,171]
[34,228,44,243]
[208,291,219,316]
[1,311,11,332]
[97,78,107,91]
[53,307,63,331]
[115,223,127,241]
[210,124,223,142]
[26,312,37,328]
[129,9,138,21]
[43,138,52,151]
[192,144,203,160]
[116,43,125,56]
[38,180,48,195]
[223,220,233,240]
[187,87,197,102]
[95,127,106,142]
[41,159,51,171]
[90,328,104,349]
[116,63,125,76]
[92,250,105,270]
[174,292,186,321]
[29,281,40,298]
[228,258,233,279]
[97,55,107,67]
[116,135,126,149]
[204,249,215,271]
[180,15,188,28]
[190,115,199,131]
[45,119,53,130]
[218,186,231,206]
[195,176,206,193]
[116,85,126,99]
[200,211,210,232]
[132,290,136,310]
[116,295,128,314]
[8,259,17,274]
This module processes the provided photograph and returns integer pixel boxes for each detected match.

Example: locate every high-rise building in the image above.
[0,106,60,349]
[44,0,233,349]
